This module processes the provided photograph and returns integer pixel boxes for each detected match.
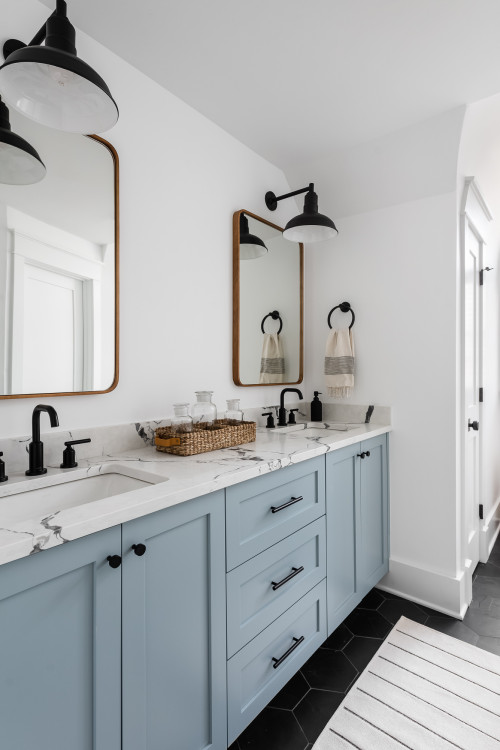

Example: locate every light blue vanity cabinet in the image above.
[326,434,389,634]
[0,526,122,750]
[121,490,227,750]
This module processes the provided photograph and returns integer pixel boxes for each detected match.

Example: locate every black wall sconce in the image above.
[0,0,118,135]
[0,97,45,185]
[239,213,268,259]
[265,183,337,243]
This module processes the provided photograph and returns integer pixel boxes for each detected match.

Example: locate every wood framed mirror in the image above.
[0,114,119,399]
[233,209,303,386]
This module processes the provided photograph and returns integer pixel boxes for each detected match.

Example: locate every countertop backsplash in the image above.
[0,403,390,475]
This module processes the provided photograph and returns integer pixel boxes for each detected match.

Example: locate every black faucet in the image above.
[278,388,303,427]
[26,404,59,476]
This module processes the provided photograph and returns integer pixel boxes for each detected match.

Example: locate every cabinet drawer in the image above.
[227,580,326,744]
[227,517,326,657]
[226,456,325,570]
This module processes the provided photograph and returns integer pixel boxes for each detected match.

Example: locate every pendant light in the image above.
[265,183,338,243]
[0,0,118,135]
[0,97,45,185]
[239,213,268,260]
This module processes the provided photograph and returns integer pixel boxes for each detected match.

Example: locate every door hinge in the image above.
[479,504,484,520]
[479,387,484,403]
[480,267,494,285]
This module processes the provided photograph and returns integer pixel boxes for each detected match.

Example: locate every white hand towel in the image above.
[324,328,355,398]
[259,333,285,384]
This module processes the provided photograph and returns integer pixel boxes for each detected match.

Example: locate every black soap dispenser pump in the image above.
[311,391,323,422]
[0,452,8,482]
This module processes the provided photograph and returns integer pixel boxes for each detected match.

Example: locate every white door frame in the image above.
[459,177,492,605]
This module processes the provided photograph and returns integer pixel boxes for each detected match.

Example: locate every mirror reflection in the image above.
[233,210,303,386]
[0,113,118,398]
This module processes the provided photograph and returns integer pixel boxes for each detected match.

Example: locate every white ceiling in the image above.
[40,0,500,171]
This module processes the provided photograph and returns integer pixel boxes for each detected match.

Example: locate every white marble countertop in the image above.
[0,421,390,566]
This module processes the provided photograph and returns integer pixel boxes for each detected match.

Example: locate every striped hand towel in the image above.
[259,333,285,384]
[325,328,355,398]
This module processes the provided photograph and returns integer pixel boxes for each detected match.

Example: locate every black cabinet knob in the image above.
[468,420,479,432]
[365,451,371,457]
[107,554,122,568]
[357,452,366,459]
[132,543,147,556]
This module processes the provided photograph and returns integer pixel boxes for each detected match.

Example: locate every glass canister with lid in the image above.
[191,391,217,425]
[170,403,193,433]
[225,399,244,424]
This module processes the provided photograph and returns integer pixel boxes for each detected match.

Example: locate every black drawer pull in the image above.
[271,566,305,591]
[272,635,305,669]
[132,543,147,556]
[270,495,303,514]
[107,554,122,568]
[357,451,371,459]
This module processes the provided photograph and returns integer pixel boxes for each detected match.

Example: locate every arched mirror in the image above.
[0,113,119,398]
[233,209,303,386]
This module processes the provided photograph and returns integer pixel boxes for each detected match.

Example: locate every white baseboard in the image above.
[479,495,500,563]
[378,557,467,619]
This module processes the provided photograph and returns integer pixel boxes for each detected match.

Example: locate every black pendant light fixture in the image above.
[265,183,338,243]
[239,213,268,260]
[0,0,118,135]
[0,97,46,185]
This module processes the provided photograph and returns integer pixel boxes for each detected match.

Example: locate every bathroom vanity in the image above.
[0,423,389,750]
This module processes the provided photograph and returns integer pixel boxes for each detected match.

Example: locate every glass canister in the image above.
[171,403,193,433]
[191,391,217,425]
[225,399,244,424]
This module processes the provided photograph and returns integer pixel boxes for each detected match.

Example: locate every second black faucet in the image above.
[278,388,303,427]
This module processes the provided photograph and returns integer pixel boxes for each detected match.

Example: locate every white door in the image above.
[463,220,482,602]
[11,263,84,393]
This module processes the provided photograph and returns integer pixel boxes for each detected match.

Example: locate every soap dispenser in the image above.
[311,391,323,422]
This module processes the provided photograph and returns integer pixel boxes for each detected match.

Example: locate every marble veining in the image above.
[0,415,390,567]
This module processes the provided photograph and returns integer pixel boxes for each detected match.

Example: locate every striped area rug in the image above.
[312,616,500,749]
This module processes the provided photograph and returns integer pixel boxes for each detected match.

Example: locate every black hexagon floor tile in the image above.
[293,689,344,743]
[344,608,392,639]
[301,649,358,692]
[477,636,500,656]
[425,616,479,645]
[358,589,385,610]
[343,635,384,672]
[378,597,429,625]
[475,562,500,578]
[321,623,352,651]
[463,608,500,638]
[237,707,307,750]
[269,671,310,710]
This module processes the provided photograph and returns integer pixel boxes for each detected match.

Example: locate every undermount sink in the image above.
[0,465,168,524]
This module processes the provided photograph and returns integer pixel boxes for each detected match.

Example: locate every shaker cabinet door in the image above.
[325,443,359,634]
[121,490,227,750]
[0,527,122,750]
[357,435,389,594]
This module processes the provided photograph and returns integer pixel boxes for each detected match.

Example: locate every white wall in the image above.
[458,93,500,558]
[0,0,296,437]
[282,109,468,614]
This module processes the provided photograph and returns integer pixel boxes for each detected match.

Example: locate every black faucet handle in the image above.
[0,452,7,482]
[288,409,299,425]
[262,412,275,429]
[61,438,91,469]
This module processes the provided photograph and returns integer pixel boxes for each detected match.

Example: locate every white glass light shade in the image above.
[240,242,268,260]
[283,223,338,243]
[0,138,46,184]
[0,49,119,134]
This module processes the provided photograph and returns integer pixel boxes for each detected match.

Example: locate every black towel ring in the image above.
[327,301,355,330]
[261,310,283,335]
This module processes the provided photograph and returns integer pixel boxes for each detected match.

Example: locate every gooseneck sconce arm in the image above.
[265,183,338,243]
[0,0,119,134]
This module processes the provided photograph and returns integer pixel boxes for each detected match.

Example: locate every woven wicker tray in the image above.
[155,419,256,456]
